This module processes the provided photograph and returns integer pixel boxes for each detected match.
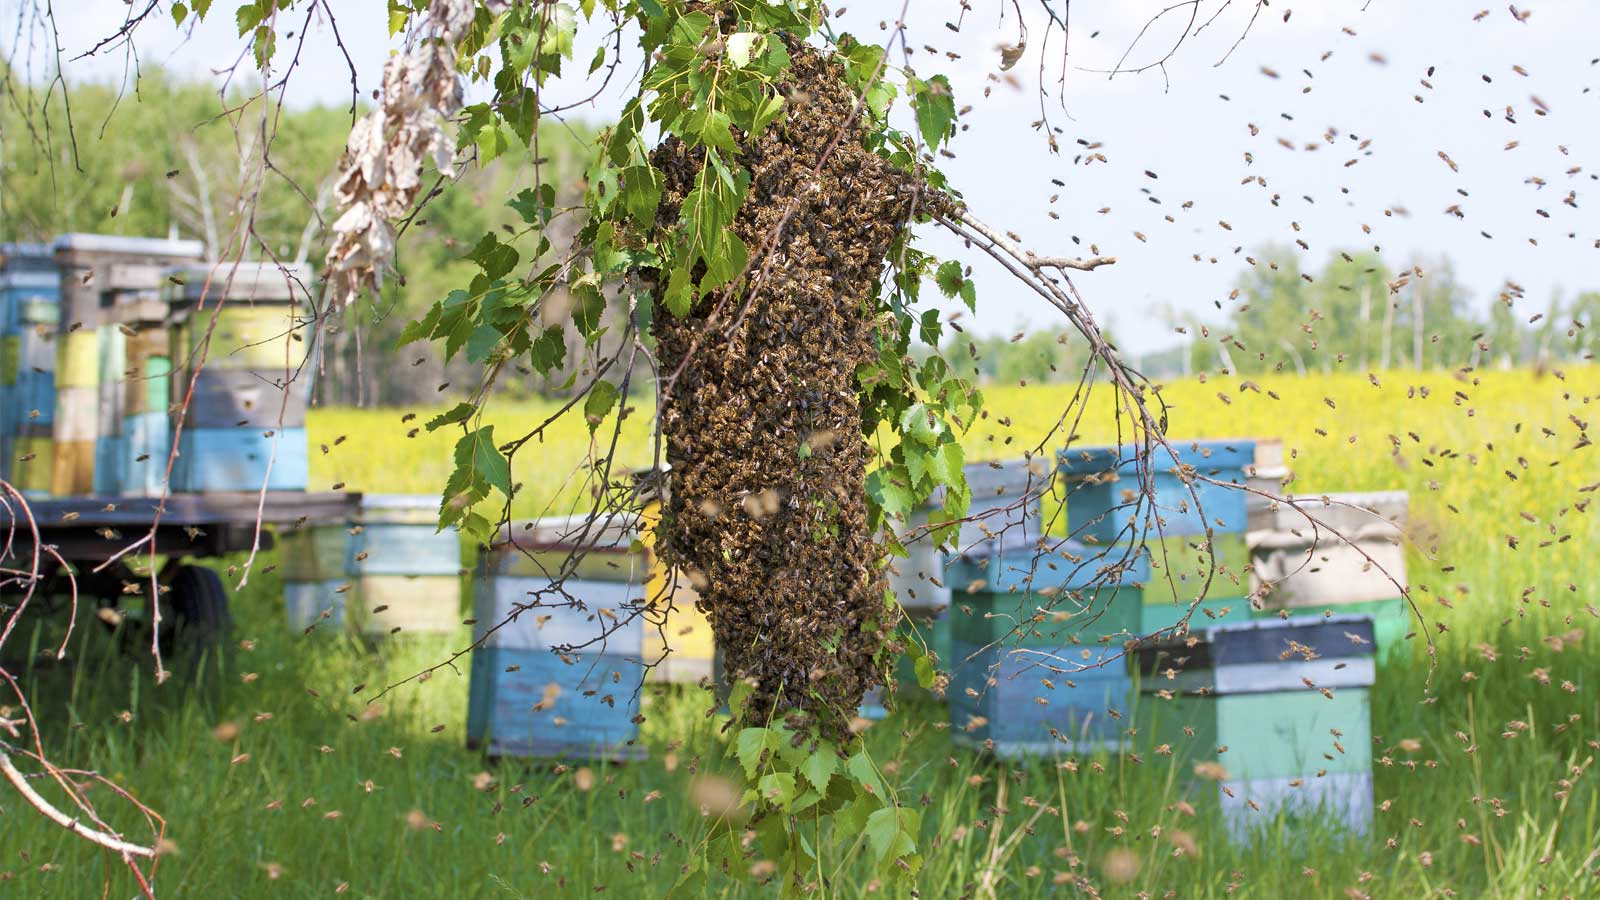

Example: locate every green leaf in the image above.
[865,806,920,867]
[934,260,964,297]
[462,426,511,495]
[866,468,914,519]
[620,165,662,224]
[467,234,519,281]
[570,276,607,338]
[193,0,212,18]
[728,679,754,720]
[927,440,965,487]
[236,3,263,36]
[529,325,565,375]
[735,727,776,779]
[583,380,619,434]
[466,323,504,364]
[914,652,936,689]
[425,402,476,433]
[588,43,607,74]
[398,302,443,346]
[800,749,836,793]
[171,2,188,26]
[663,265,694,317]
[913,74,956,150]
[751,92,786,136]
[757,772,798,809]
[899,403,944,448]
[508,185,555,225]
[847,752,885,799]
[726,32,763,68]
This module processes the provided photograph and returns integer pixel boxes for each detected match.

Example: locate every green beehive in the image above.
[1136,613,1377,841]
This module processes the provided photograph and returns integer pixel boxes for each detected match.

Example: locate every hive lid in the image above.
[0,270,60,291]
[1058,438,1256,478]
[924,456,1053,508]
[0,243,58,275]
[1136,611,1378,677]
[163,262,314,304]
[492,512,640,553]
[54,233,205,260]
[1253,490,1409,537]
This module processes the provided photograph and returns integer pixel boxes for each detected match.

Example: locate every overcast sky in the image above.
[7,1,1598,356]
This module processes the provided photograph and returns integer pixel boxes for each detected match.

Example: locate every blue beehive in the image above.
[121,411,171,497]
[466,516,646,760]
[172,426,310,492]
[1057,440,1254,542]
[0,244,60,486]
[946,529,1148,756]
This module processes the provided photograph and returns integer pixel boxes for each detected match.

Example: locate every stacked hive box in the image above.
[50,235,203,495]
[1135,615,1377,840]
[467,515,647,759]
[636,497,716,685]
[1058,440,1256,636]
[946,531,1147,755]
[881,457,1056,707]
[165,262,312,493]
[1244,438,1291,531]
[1249,491,1411,662]
[0,244,60,495]
[279,495,462,635]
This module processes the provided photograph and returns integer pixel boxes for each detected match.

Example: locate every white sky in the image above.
[7,1,1599,356]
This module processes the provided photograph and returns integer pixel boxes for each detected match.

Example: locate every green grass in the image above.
[4,367,1599,897]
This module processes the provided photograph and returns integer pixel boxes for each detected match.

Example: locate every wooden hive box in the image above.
[1245,438,1291,531]
[11,435,53,497]
[1250,491,1409,609]
[1135,614,1377,841]
[171,426,309,493]
[284,579,347,632]
[467,517,647,759]
[946,531,1147,755]
[120,411,171,498]
[1057,440,1256,542]
[344,496,462,637]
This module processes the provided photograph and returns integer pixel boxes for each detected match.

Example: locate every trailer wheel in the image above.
[165,565,233,662]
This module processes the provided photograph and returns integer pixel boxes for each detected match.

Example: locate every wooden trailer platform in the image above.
[0,492,363,658]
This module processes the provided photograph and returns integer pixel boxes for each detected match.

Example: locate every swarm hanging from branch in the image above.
[652,44,950,739]
[322,0,499,310]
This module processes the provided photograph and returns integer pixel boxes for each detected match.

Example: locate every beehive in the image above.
[165,262,314,494]
[1059,440,1257,638]
[946,531,1148,756]
[1135,614,1377,841]
[0,244,59,489]
[51,234,202,495]
[1249,491,1411,660]
[278,495,462,635]
[1245,438,1291,531]
[466,515,647,759]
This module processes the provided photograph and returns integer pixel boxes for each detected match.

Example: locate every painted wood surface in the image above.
[1251,597,1409,663]
[184,368,310,428]
[177,306,309,372]
[1137,531,1251,606]
[347,574,461,635]
[950,587,1143,652]
[284,579,347,631]
[1138,597,1252,637]
[57,332,99,388]
[92,436,123,495]
[947,535,1150,596]
[15,369,54,426]
[120,411,171,497]
[346,524,462,576]
[1058,440,1255,541]
[172,427,309,493]
[1216,771,1373,840]
[1252,530,1408,607]
[49,438,94,495]
[473,575,645,656]
[11,436,52,495]
[949,639,1131,755]
[465,646,645,759]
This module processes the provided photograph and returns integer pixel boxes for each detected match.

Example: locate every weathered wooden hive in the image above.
[165,261,313,493]
[1135,614,1377,840]
[0,243,60,496]
[945,522,1148,756]
[278,494,462,635]
[51,234,203,495]
[1249,490,1411,661]
[466,515,648,759]
[1058,440,1256,636]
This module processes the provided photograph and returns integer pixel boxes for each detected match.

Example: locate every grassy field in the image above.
[4,367,1599,898]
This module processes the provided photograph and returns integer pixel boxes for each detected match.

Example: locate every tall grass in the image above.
[3,367,1597,897]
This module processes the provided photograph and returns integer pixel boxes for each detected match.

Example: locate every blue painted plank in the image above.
[346,523,461,575]
[1063,474,1250,542]
[92,436,123,495]
[172,427,309,492]
[284,579,346,631]
[950,639,1131,755]
[121,411,170,497]
[16,369,54,426]
[1057,439,1256,477]
[465,645,645,760]
[946,532,1149,594]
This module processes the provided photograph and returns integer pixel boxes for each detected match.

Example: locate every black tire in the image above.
[165,565,233,663]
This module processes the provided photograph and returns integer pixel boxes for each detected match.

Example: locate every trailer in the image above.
[0,491,359,655]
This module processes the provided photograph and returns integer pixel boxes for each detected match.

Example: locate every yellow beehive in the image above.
[639,499,715,684]
[11,437,53,495]
[57,331,99,388]
[177,305,309,372]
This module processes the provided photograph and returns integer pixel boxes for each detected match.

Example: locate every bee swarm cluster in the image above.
[651,43,948,739]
